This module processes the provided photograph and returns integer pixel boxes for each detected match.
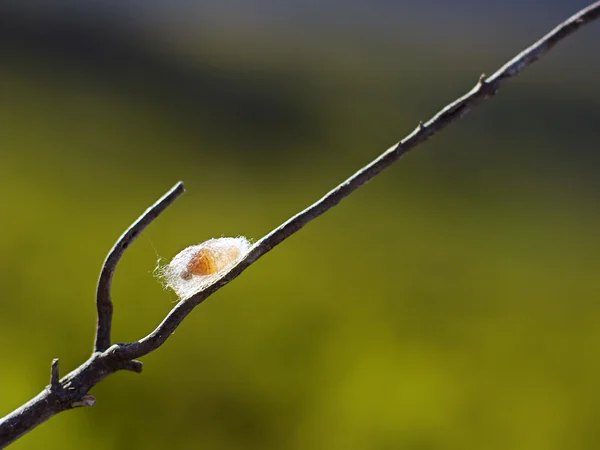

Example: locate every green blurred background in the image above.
[1,1,600,449]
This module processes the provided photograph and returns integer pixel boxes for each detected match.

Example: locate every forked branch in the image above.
[1,2,599,447]
[95,182,185,352]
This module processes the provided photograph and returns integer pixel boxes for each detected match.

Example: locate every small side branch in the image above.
[49,359,60,391]
[94,182,185,352]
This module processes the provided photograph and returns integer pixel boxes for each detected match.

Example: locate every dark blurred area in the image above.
[1,2,599,450]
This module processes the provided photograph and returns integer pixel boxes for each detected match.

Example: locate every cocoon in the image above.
[158,237,251,300]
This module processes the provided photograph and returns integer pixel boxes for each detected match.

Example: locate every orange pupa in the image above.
[181,245,242,280]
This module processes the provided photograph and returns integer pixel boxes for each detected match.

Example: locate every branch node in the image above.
[477,72,499,97]
[71,395,96,408]
[49,358,61,392]
[121,360,144,373]
[417,120,425,131]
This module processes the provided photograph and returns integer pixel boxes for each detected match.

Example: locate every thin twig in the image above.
[116,0,600,361]
[1,2,599,448]
[94,181,185,352]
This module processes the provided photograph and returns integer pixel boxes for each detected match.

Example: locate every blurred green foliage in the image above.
[1,8,600,450]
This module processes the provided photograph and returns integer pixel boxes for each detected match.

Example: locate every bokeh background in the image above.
[1,1,600,449]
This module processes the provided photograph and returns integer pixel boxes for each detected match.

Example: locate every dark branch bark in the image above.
[94,182,185,352]
[1,2,599,448]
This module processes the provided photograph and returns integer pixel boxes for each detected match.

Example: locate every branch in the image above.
[1,2,599,448]
[94,181,185,352]
[117,1,600,361]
